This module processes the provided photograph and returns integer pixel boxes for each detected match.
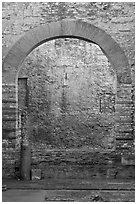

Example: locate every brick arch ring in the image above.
[2,19,132,84]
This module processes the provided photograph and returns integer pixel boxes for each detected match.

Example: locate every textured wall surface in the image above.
[2,2,135,179]
[18,39,116,150]
[2,2,135,79]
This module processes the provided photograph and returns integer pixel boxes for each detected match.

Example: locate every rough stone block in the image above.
[116,140,134,150]
[116,166,135,179]
[121,155,135,165]
[106,168,117,178]
[115,123,133,132]
[115,131,133,139]
[31,169,41,180]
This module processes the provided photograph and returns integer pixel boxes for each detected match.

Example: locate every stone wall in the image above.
[2,2,135,179]
[19,39,116,150]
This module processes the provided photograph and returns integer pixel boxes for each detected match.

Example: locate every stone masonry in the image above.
[2,2,135,179]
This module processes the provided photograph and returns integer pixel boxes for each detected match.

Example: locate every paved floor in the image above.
[2,178,135,190]
[3,189,46,202]
[2,189,135,202]
[2,178,135,202]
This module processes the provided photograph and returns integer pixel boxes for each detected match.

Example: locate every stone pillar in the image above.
[20,109,31,180]
[115,84,134,154]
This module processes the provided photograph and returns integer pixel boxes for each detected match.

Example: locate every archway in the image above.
[3,19,131,84]
[2,19,133,179]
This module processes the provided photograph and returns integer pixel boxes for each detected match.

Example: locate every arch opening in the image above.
[2,19,134,180]
[3,20,132,84]
[18,38,116,151]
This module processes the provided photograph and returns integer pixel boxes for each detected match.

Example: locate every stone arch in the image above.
[2,19,134,180]
[3,19,132,84]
